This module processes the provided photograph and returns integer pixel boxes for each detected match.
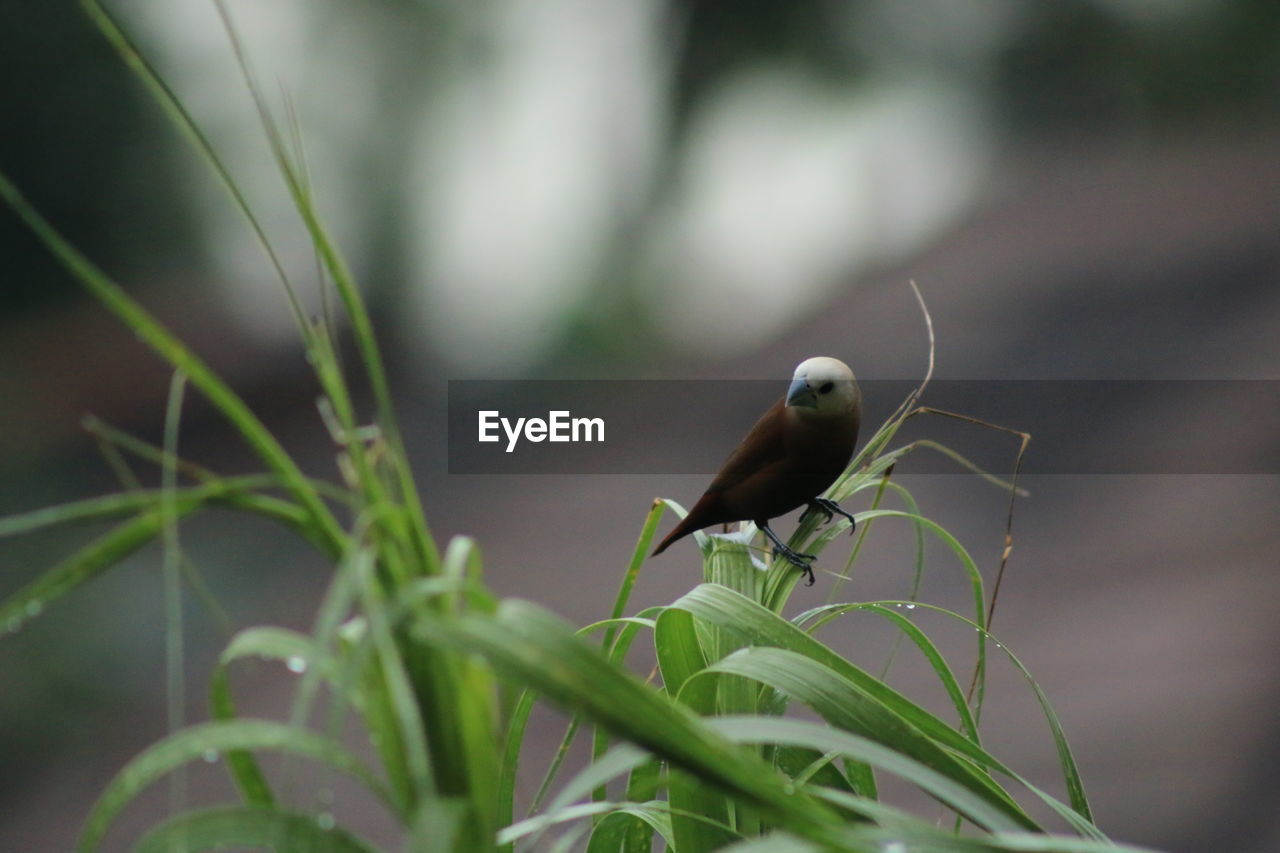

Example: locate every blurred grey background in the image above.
[1,1,1278,851]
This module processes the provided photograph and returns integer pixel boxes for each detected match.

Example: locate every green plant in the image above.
[0,3,1156,851]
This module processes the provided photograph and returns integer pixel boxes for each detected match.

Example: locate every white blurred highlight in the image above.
[647,70,989,353]
[409,1,667,372]
[135,0,994,366]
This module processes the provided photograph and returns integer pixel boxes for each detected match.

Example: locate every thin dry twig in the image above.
[906,405,1030,702]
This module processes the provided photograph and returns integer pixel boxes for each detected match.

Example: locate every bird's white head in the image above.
[785,356,860,415]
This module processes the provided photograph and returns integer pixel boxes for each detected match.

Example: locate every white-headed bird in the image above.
[652,356,861,585]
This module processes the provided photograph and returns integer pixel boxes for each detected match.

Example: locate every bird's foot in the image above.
[807,498,856,535]
[772,544,817,585]
[759,523,817,585]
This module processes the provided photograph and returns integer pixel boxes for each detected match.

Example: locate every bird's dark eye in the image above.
[819,382,834,394]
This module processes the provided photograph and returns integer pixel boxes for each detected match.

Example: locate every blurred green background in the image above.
[2,1,1278,851]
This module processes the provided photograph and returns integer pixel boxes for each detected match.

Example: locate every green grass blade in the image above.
[869,483,929,679]
[670,586,992,764]
[676,585,1115,832]
[209,0,438,575]
[668,767,738,852]
[805,785,922,829]
[716,833,822,853]
[349,547,435,811]
[133,806,383,853]
[1,511,173,633]
[161,370,189,818]
[528,609,663,817]
[538,744,651,827]
[910,439,1027,493]
[210,625,369,807]
[0,476,331,563]
[501,800,631,845]
[774,747,859,802]
[795,602,979,743]
[622,758,663,853]
[586,804,675,853]
[0,171,346,556]
[528,751,736,848]
[707,716,1024,834]
[515,746,654,849]
[412,601,853,847]
[979,836,1157,853]
[695,646,1034,830]
[806,599,1096,833]
[653,606,733,851]
[502,800,680,851]
[78,720,393,852]
[0,475,262,537]
[679,586,1109,835]
[0,477,333,632]
[821,468,903,604]
[603,499,667,651]
[654,607,708,701]
[497,688,536,849]
[531,715,584,814]
[585,611,664,806]
[403,797,476,853]
[79,0,310,337]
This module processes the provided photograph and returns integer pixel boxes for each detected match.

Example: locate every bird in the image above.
[652,356,861,585]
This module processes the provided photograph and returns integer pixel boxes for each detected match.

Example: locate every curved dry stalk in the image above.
[905,405,1031,703]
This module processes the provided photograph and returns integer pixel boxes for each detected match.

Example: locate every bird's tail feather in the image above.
[651,517,694,556]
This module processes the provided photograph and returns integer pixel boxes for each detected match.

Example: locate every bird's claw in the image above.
[804,502,833,525]
[759,523,818,586]
[771,543,817,585]
[808,498,856,536]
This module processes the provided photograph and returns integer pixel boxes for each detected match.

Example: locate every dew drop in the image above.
[286,656,308,674]
[24,601,43,618]
[202,749,220,763]
[904,603,916,610]
[316,812,335,830]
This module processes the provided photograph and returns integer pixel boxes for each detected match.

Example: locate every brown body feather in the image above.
[652,395,860,556]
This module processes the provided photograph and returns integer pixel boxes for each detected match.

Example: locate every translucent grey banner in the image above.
[446,380,1280,475]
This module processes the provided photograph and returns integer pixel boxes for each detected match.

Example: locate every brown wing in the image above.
[703,397,788,494]
[651,397,787,555]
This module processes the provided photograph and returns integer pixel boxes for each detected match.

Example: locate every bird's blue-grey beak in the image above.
[786,376,818,408]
